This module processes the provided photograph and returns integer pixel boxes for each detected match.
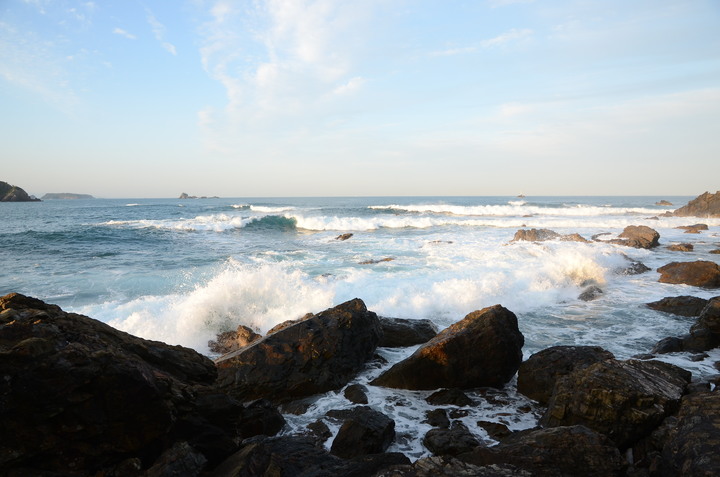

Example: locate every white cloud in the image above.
[488,0,535,7]
[113,27,136,40]
[480,28,533,48]
[147,10,177,55]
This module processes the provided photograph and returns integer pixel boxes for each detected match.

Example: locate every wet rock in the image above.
[215,299,382,402]
[208,324,261,354]
[711,248,720,254]
[458,425,627,477]
[424,409,450,428]
[667,243,694,252]
[336,233,353,241]
[371,305,524,390]
[651,336,685,354]
[661,391,720,476]
[144,441,207,477]
[423,422,483,456]
[604,225,660,249]
[426,388,473,406]
[646,296,709,317]
[511,228,588,243]
[476,421,512,441]
[327,406,395,458]
[359,257,394,265]
[672,191,720,218]
[676,224,709,234]
[379,317,437,347]
[540,359,691,449]
[344,383,369,404]
[692,296,720,334]
[376,456,531,477]
[578,285,603,301]
[616,260,651,275]
[657,260,720,288]
[517,345,614,405]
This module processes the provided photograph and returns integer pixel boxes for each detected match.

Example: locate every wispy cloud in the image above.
[113,27,136,40]
[147,10,177,55]
[431,28,533,56]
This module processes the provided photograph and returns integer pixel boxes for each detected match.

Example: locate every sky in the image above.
[1,0,719,198]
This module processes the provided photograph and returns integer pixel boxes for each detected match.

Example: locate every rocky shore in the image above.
[2,192,720,476]
[0,180,40,202]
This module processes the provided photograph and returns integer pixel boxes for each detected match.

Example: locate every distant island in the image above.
[179,192,219,199]
[0,180,40,202]
[41,193,95,200]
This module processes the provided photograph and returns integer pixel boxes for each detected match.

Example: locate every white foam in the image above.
[251,205,296,213]
[370,203,663,217]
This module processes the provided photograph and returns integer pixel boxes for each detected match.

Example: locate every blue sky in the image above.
[1,0,719,197]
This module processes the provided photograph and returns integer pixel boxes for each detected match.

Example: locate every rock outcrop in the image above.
[603,225,660,249]
[215,298,382,402]
[378,317,438,347]
[0,181,40,202]
[672,191,720,218]
[511,228,588,243]
[675,224,709,234]
[646,296,709,317]
[657,260,720,288]
[327,406,396,458]
[540,359,690,449]
[371,305,524,390]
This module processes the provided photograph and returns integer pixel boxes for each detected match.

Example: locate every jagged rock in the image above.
[424,409,450,428]
[603,225,660,249]
[511,229,588,243]
[375,456,531,477]
[646,296,709,317]
[426,388,473,406]
[343,383,369,404]
[667,243,694,252]
[672,191,720,218]
[517,346,614,405]
[359,257,394,265]
[423,422,482,456]
[615,259,651,275]
[476,421,512,441]
[692,296,720,334]
[215,299,382,402]
[656,200,673,206]
[578,285,603,301]
[327,406,395,458]
[336,233,353,241]
[661,391,720,476]
[458,425,627,477]
[371,305,524,390]
[676,224,709,234]
[379,317,437,347]
[209,435,409,477]
[651,337,685,354]
[657,260,720,288]
[144,441,207,477]
[0,293,249,476]
[208,324,262,354]
[540,359,691,449]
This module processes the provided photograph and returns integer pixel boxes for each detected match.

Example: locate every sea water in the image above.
[2,196,720,457]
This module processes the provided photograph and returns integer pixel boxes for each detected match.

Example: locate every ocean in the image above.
[2,195,719,457]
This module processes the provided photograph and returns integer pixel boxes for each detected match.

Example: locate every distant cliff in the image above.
[0,181,40,202]
[41,193,95,200]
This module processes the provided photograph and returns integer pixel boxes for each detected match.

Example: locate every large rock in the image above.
[511,228,588,243]
[605,225,660,249]
[371,305,524,390]
[423,422,482,456]
[672,191,720,218]
[376,456,531,477]
[657,261,720,288]
[379,317,437,347]
[517,346,614,405]
[327,406,396,458]
[692,296,720,334]
[215,298,382,402]
[0,180,40,202]
[540,359,690,449]
[661,391,720,476]
[0,293,248,475]
[646,296,709,317]
[458,425,627,477]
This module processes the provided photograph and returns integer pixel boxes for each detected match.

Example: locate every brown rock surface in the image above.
[379,317,437,347]
[672,191,720,218]
[607,225,660,249]
[646,296,709,317]
[657,260,720,288]
[511,228,588,243]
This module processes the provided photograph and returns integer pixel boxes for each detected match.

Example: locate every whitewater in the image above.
[2,195,719,457]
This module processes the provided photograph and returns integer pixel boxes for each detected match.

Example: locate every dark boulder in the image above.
[517,346,614,405]
[615,259,651,275]
[511,229,588,243]
[578,285,603,301]
[0,293,231,475]
[457,425,627,477]
[379,317,437,347]
[661,391,720,476]
[374,456,530,477]
[371,305,524,390]
[423,422,483,456]
[672,191,720,218]
[327,406,396,458]
[540,359,691,449]
[424,409,450,428]
[692,296,720,334]
[214,299,382,402]
[0,180,40,202]
[646,296,709,317]
[208,324,261,354]
[336,233,354,241]
[426,388,473,406]
[604,225,660,249]
[343,383,369,404]
[667,243,694,252]
[657,261,720,288]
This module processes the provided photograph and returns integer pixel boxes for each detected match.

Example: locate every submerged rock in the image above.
[371,305,524,390]
[214,298,382,402]
[657,260,720,288]
[540,359,691,449]
[578,285,603,301]
[672,191,720,218]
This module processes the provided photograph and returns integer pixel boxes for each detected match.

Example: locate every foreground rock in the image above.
[517,346,614,405]
[379,317,437,347]
[424,422,483,456]
[646,296,709,317]
[657,260,720,288]
[327,406,396,458]
[215,298,382,402]
[540,359,690,449]
[672,191,720,217]
[511,228,588,243]
[376,456,530,477]
[0,180,40,201]
[458,425,627,477]
[371,305,524,390]
[0,293,282,476]
[652,299,720,354]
